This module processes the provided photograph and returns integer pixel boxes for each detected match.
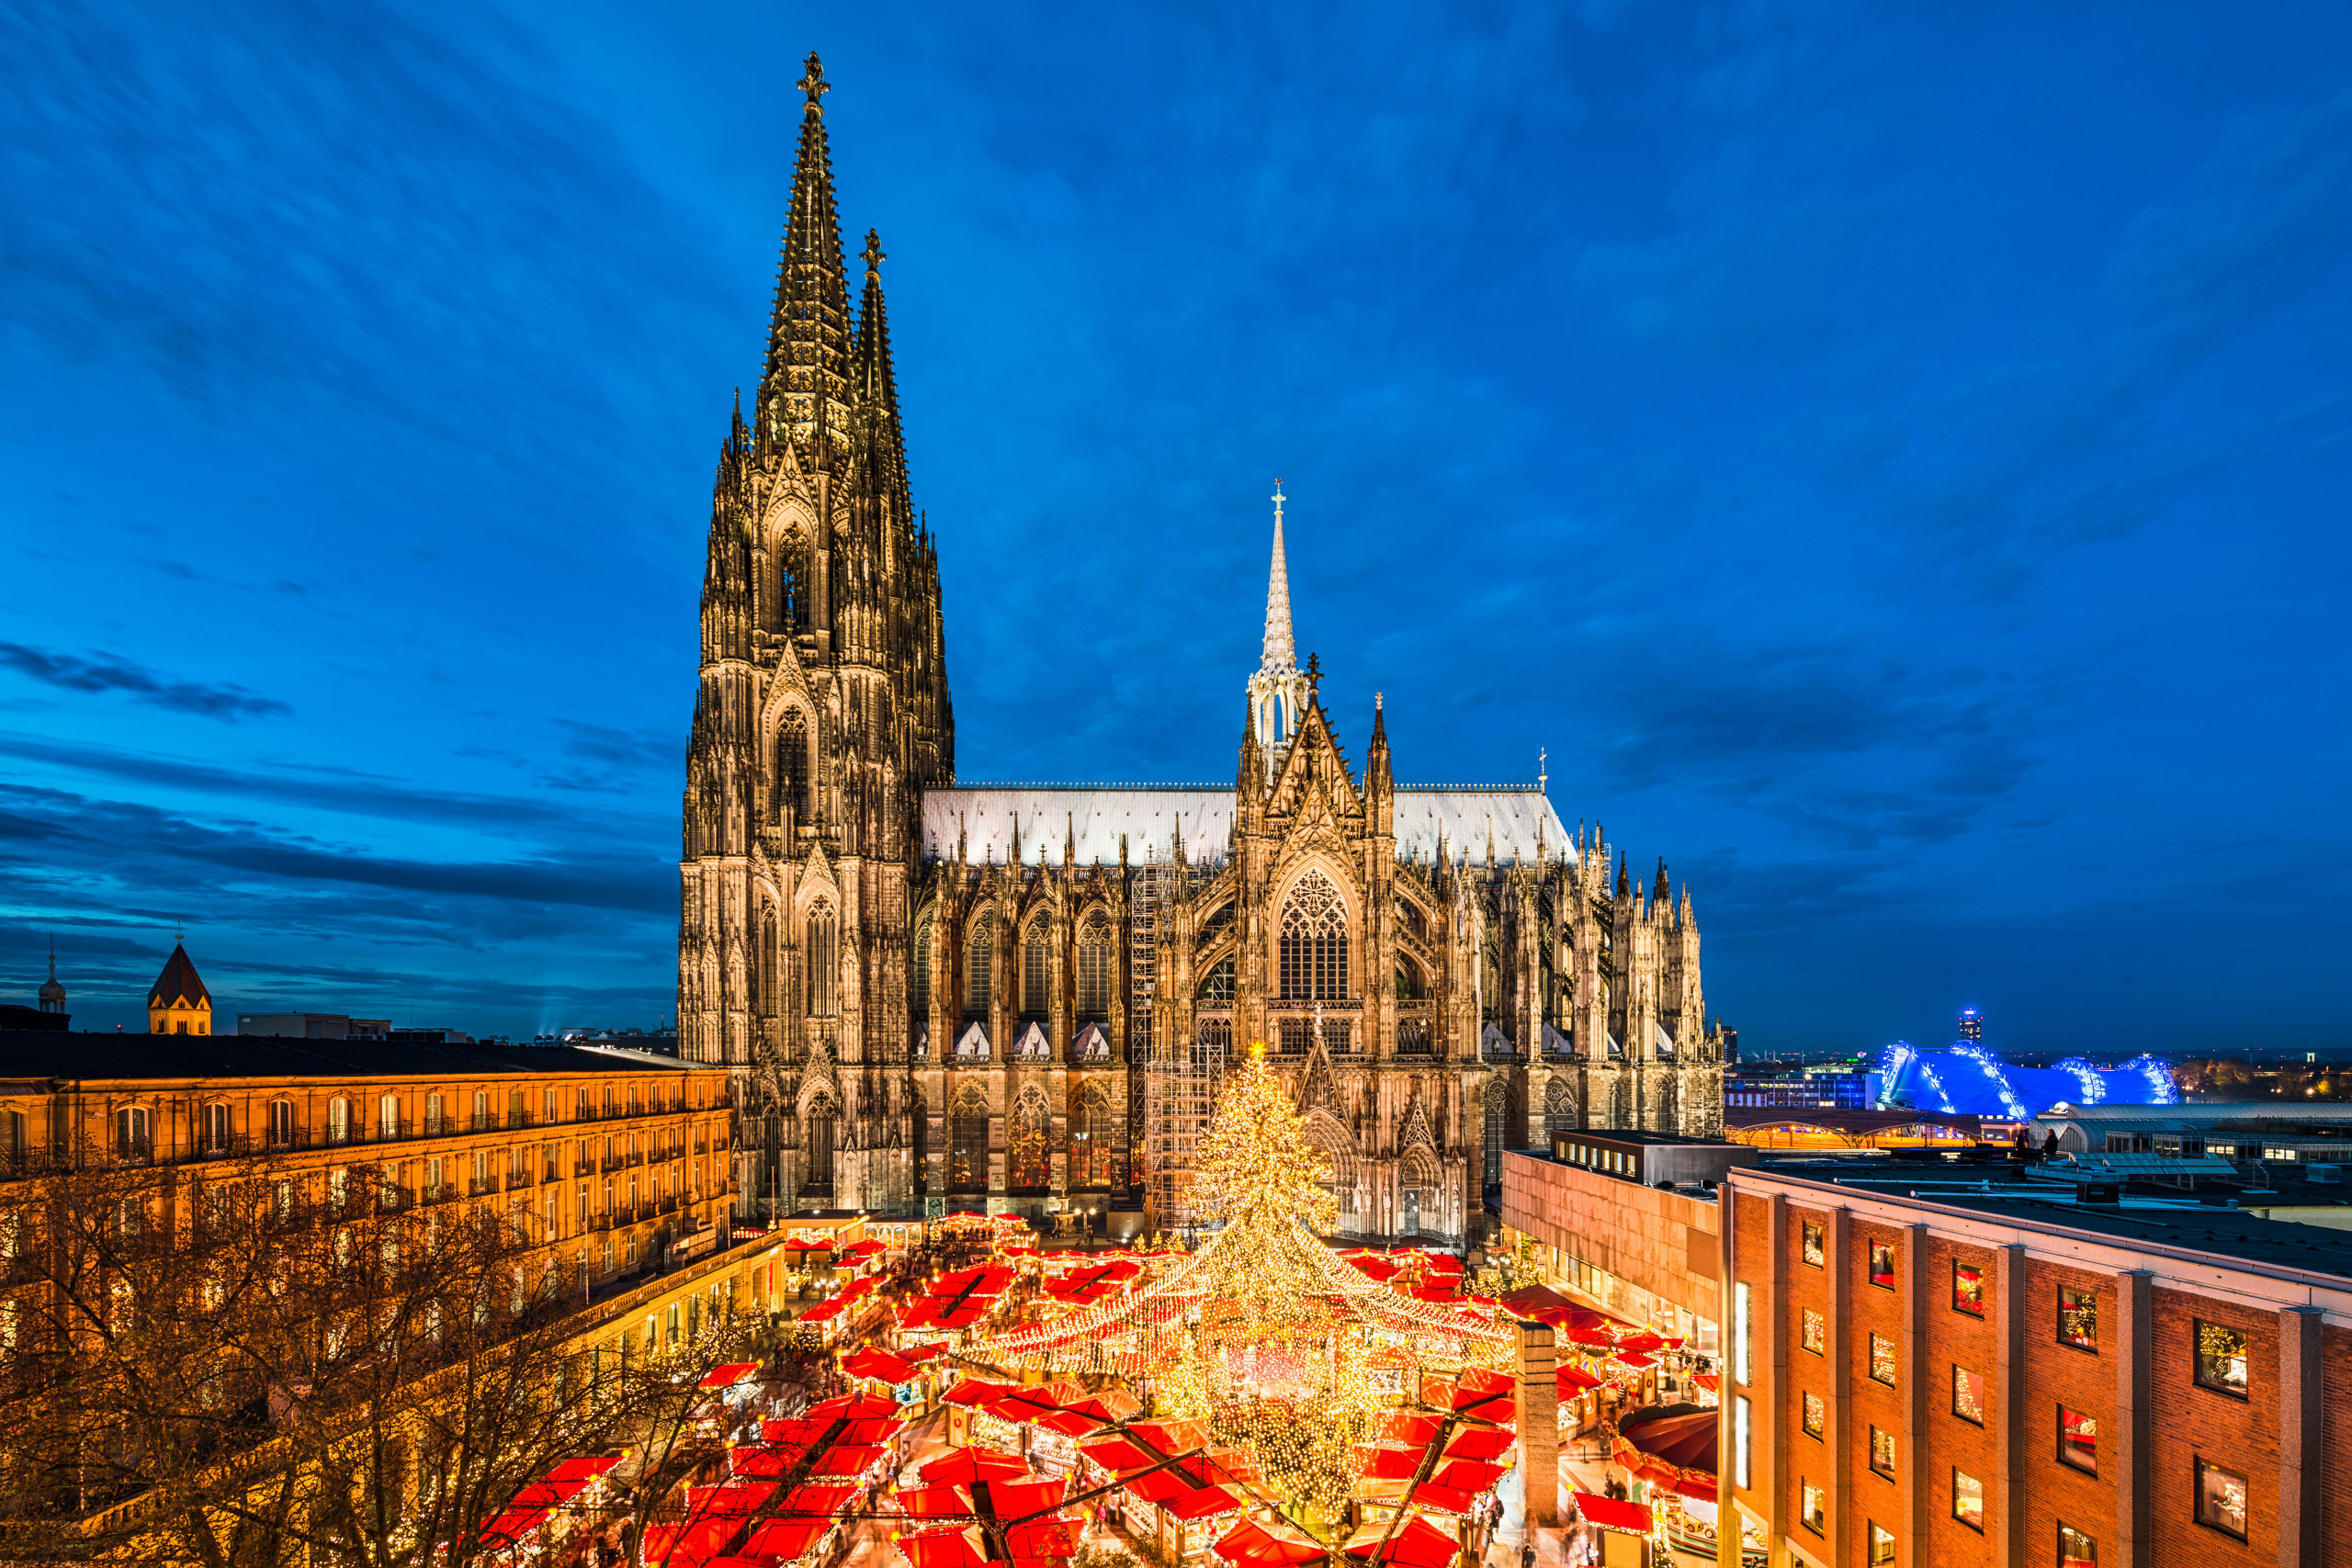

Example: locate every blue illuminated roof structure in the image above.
[1872,1041,2177,1120]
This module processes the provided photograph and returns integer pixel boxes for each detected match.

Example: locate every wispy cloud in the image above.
[0,643,291,719]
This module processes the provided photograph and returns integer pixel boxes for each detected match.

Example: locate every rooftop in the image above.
[0,1032,718,1084]
[1737,1156,2352,1280]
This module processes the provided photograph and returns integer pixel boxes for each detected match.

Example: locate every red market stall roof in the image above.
[1556,1366,1603,1393]
[784,1236,836,1253]
[942,1379,1023,1410]
[645,1519,743,1568]
[1614,1404,1718,1472]
[920,1447,1032,1484]
[685,1482,778,1517]
[838,1239,888,1264]
[1611,1350,1656,1370]
[741,1517,832,1564]
[901,1297,994,1331]
[899,1483,982,1519]
[701,1362,763,1390]
[803,1445,888,1479]
[804,1393,902,1421]
[1215,1518,1328,1568]
[1342,1512,1460,1568]
[505,1478,591,1510]
[842,1347,924,1382]
[1440,1427,1515,1462]
[1571,1493,1653,1534]
[1124,1467,1243,1521]
[546,1456,626,1483]
[478,1508,547,1549]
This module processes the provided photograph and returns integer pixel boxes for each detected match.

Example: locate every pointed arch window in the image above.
[1483,1079,1510,1187]
[1022,921,1050,1017]
[1077,917,1114,1020]
[1070,1085,1113,1187]
[1196,956,1235,1002]
[802,1104,834,1192]
[807,906,837,1016]
[775,711,810,829]
[758,908,778,1013]
[1279,870,1350,1001]
[964,919,993,1015]
[949,1094,989,1190]
[1009,1094,1049,1190]
[911,914,932,1013]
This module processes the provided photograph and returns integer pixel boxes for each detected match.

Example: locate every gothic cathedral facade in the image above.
[680,60,1726,1246]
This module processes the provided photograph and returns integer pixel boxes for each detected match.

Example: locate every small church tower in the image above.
[148,940,211,1035]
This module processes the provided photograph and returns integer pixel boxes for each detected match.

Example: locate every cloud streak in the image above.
[0,643,291,720]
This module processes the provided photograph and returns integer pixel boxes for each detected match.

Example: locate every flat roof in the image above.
[1545,1129,1748,1149]
[0,1032,718,1083]
[1737,1158,2352,1280]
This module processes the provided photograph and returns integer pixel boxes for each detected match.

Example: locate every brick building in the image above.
[1716,1158,2352,1568]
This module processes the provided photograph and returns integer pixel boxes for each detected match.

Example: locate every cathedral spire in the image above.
[760,52,855,456]
[1261,480,1296,676]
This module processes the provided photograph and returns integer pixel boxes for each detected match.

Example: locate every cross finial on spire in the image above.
[1305,652,1321,691]
[861,228,885,278]
[798,52,829,108]
[1538,747,1547,792]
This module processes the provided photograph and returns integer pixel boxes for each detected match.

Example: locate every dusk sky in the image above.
[4,1,2347,1055]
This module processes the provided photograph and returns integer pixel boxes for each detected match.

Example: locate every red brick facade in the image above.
[1717,1171,2352,1568]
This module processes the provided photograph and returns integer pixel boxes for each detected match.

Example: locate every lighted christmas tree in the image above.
[1193,1043,1338,1234]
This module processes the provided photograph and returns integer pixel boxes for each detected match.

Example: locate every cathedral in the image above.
[679,58,1726,1246]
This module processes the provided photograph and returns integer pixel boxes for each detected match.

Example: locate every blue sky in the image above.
[3,0,2347,1054]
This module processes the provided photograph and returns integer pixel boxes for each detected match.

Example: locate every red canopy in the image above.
[804,1445,887,1479]
[742,1517,832,1565]
[1615,1405,1717,1472]
[1555,1366,1603,1393]
[785,1236,835,1252]
[478,1508,547,1549]
[701,1361,763,1390]
[899,1526,990,1568]
[645,1519,744,1568]
[1571,1493,1652,1533]
[1124,1469,1242,1520]
[545,1455,625,1483]
[1439,1427,1515,1462]
[1342,1512,1459,1568]
[898,1483,978,1519]
[1617,1333,1665,1354]
[1215,1519,1328,1568]
[920,1447,1032,1484]
[806,1393,903,1421]
[685,1482,777,1517]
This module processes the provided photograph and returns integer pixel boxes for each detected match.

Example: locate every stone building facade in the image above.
[679,58,1726,1243]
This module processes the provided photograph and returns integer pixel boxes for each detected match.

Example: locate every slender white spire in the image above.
[1261,479,1295,675]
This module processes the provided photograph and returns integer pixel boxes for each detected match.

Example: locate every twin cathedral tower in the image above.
[679,58,1725,1244]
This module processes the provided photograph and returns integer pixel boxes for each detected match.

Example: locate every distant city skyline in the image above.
[3,4,2347,1052]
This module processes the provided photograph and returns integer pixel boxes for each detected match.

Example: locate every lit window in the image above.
[1802,1392,1825,1438]
[1801,1220,1824,1268]
[2194,1460,2247,1540]
[1733,1281,1751,1385]
[1870,1425,1895,1477]
[2058,1285,2098,1349]
[1732,1396,1750,1490]
[2058,1406,2097,1474]
[1868,1523,1894,1564]
[1801,1482,1825,1534]
[1802,1309,1825,1355]
[2193,1320,2248,1397]
[1952,1258,1985,1316]
[1953,1470,1984,1531]
[1952,1364,1985,1425]
[1869,1240,1896,1288]
[1869,1332,1897,1386]
[2059,1523,2097,1567]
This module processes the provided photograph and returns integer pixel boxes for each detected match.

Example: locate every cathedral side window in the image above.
[1482,1079,1510,1186]
[802,1104,834,1191]
[1077,916,1113,1020]
[1196,957,1235,1002]
[1070,1084,1112,1187]
[774,711,809,829]
[1008,1093,1048,1190]
[1279,869,1350,1001]
[911,915,932,1012]
[1022,921,1050,1017]
[758,909,778,1012]
[949,1093,989,1190]
[965,920,993,1015]
[807,907,837,1016]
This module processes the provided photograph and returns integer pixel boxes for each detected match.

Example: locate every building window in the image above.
[1867,1523,1894,1564]
[1077,917,1114,1020]
[1801,1220,1824,1268]
[965,921,993,1013]
[912,915,932,1012]
[1022,921,1050,1016]
[1008,1095,1049,1190]
[948,1095,989,1190]
[1952,1364,1984,1425]
[472,1090,491,1130]
[1733,1281,1751,1384]
[1953,1469,1984,1531]
[266,1100,295,1147]
[2194,1459,2248,1540]
[807,907,838,1016]
[1800,1482,1825,1534]
[2058,1285,2098,1349]
[2058,1524,2097,1567]
[1869,1333,1897,1386]
[1070,1086,1112,1187]
[2057,1406,2097,1474]
[115,1106,151,1162]
[201,1102,233,1155]
[1802,1392,1825,1438]
[1869,1425,1895,1478]
[1869,1239,1896,1288]
[379,1094,401,1139]
[424,1094,444,1134]
[1196,956,1237,1003]
[1731,1396,1750,1490]
[774,710,809,826]
[803,1107,833,1191]
[1278,869,1350,1000]
[2193,1320,2248,1397]
[1952,1258,1985,1316]
[1801,1309,1825,1355]
[327,1099,352,1143]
